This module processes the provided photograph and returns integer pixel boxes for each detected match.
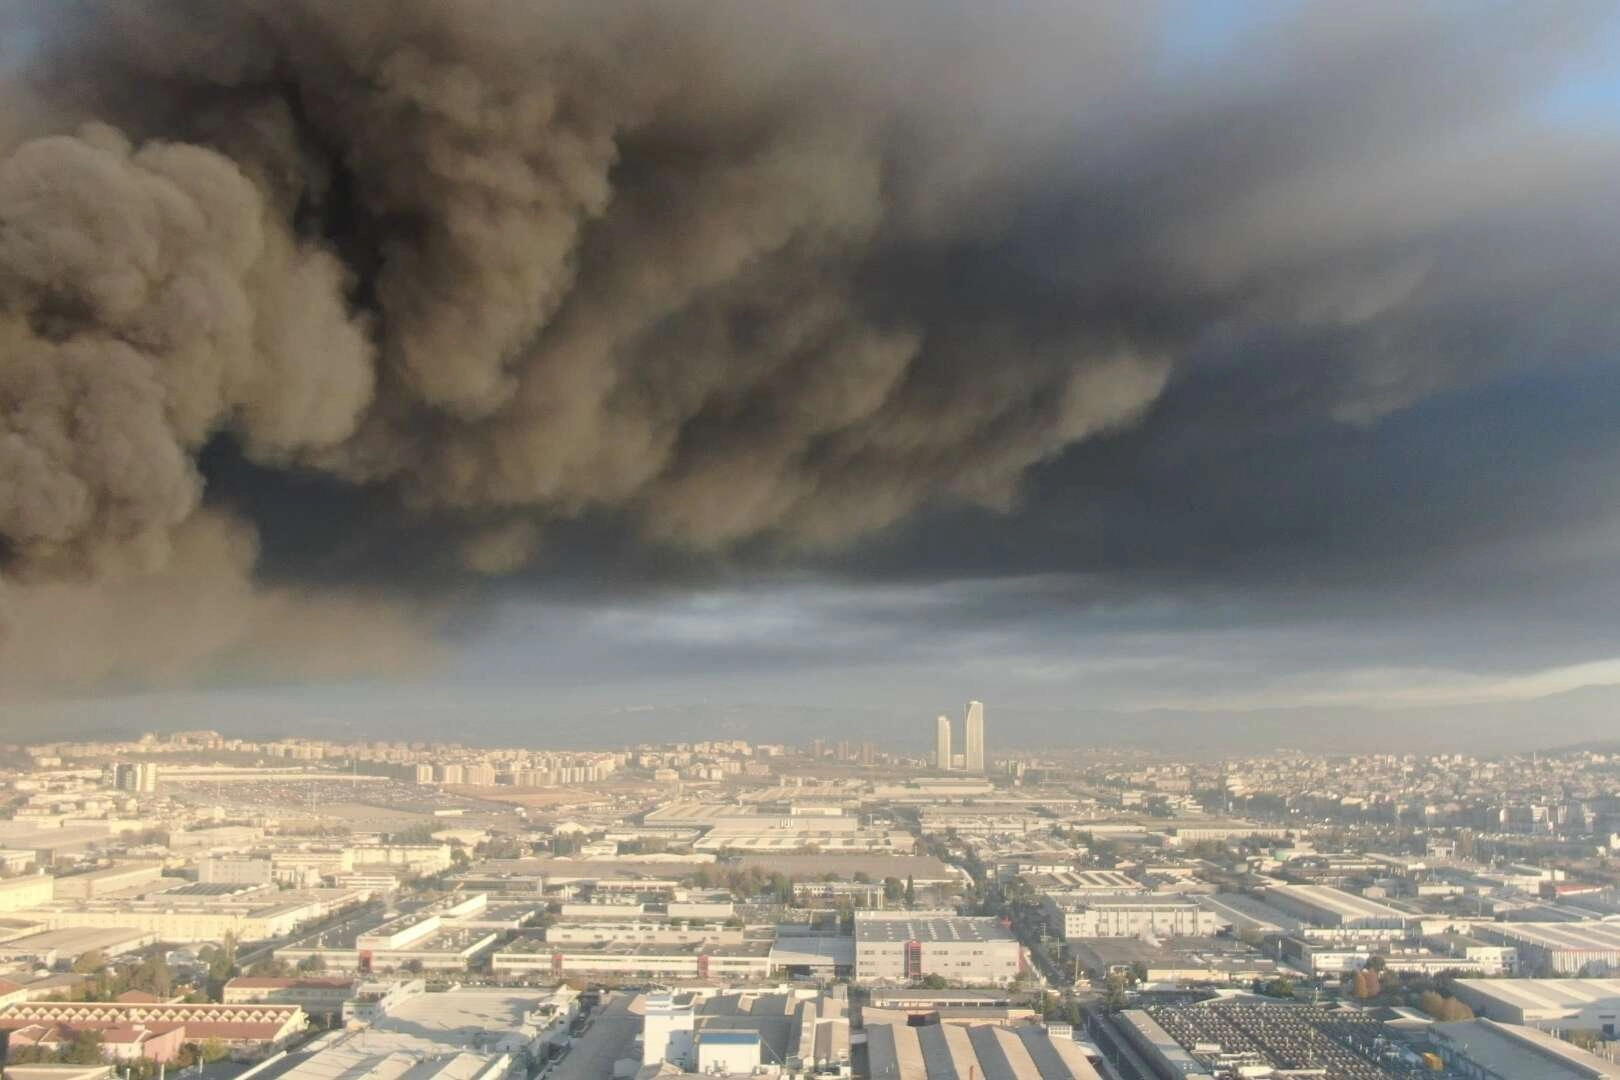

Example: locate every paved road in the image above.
[546,993,641,1080]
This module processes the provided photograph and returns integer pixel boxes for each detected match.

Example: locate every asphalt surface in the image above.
[545,993,641,1080]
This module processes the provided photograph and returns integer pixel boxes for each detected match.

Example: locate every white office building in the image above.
[964,701,985,773]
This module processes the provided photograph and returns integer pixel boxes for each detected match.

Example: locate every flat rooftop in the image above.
[733,854,953,881]
[1194,893,1304,933]
[1070,936,1273,970]
[1456,977,1620,1013]
[1492,921,1620,950]
[855,917,1015,944]
[1032,871,1143,891]
[1434,1018,1620,1079]
[0,927,153,954]
[379,988,553,1039]
[1266,884,1410,921]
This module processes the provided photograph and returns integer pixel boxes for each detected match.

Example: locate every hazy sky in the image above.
[2,1,1620,740]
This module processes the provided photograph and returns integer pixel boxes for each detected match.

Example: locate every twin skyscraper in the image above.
[934,700,986,772]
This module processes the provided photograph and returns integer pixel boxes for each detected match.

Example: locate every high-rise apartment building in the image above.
[935,715,953,771]
[964,700,985,772]
[112,762,159,794]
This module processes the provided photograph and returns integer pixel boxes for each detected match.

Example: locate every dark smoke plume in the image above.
[0,1,1616,692]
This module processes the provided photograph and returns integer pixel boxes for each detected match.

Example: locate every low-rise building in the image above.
[0,875,54,913]
[222,977,356,1021]
[1430,1018,1620,1079]
[0,1001,306,1056]
[1453,978,1620,1034]
[1043,893,1218,941]
[853,913,1022,986]
[1263,884,1412,930]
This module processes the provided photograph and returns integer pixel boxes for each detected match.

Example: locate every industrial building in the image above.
[26,886,363,944]
[268,986,576,1080]
[1028,870,1147,897]
[1475,921,1620,976]
[491,936,774,980]
[51,862,165,899]
[222,976,358,1021]
[1453,978,1620,1034]
[639,989,824,1075]
[769,933,855,979]
[862,1011,1102,1080]
[1429,1018,1620,1079]
[853,913,1023,986]
[1262,884,1412,930]
[199,858,274,886]
[1070,937,1277,986]
[0,926,156,967]
[1043,893,1218,941]
[0,875,53,913]
[1194,892,1305,935]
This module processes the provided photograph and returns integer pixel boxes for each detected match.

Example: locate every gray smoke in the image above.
[1,1,1616,692]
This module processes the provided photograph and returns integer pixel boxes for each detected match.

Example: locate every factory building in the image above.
[1043,894,1220,941]
[1478,921,1620,976]
[1453,978,1620,1034]
[0,875,53,913]
[853,913,1022,986]
[1262,884,1412,930]
[863,1010,1102,1080]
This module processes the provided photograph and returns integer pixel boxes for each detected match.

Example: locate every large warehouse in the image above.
[1453,978,1620,1033]
[1479,922,1620,976]
[863,1010,1102,1080]
[1262,885,1411,930]
[854,913,1023,986]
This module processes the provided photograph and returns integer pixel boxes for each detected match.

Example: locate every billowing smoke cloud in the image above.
[1,1,1617,693]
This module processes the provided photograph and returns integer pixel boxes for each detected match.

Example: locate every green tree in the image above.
[1419,991,1474,1022]
[248,957,291,977]
[207,933,239,983]
[200,1037,230,1064]
[298,954,327,973]
[883,877,905,903]
[904,876,916,905]
[72,949,109,976]
[919,974,949,989]
[129,955,174,997]
[64,1030,105,1064]
[1264,976,1295,999]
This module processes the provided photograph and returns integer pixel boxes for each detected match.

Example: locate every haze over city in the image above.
[0,1,1618,750]
[9,6,1620,1079]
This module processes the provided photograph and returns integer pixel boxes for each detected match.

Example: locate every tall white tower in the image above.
[935,715,953,771]
[964,700,985,772]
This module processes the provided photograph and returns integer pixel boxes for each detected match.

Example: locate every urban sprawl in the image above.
[2,705,1620,1079]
